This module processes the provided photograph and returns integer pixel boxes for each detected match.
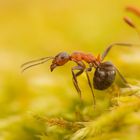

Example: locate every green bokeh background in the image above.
[0,0,140,140]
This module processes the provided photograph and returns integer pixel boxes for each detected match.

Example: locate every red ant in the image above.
[21,6,140,107]
[21,43,135,106]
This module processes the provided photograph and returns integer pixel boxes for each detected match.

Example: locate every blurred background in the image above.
[0,0,140,140]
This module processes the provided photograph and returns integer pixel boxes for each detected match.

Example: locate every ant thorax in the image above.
[70,51,96,63]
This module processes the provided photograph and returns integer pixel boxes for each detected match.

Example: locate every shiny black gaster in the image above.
[93,62,116,90]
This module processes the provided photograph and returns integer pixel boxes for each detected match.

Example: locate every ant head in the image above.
[50,52,70,72]
[21,52,70,73]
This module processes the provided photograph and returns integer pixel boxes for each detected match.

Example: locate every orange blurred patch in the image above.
[126,6,140,17]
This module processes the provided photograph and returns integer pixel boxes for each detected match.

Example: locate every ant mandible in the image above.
[21,43,134,106]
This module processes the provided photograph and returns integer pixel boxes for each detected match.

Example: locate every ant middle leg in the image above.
[71,61,85,99]
[85,67,96,106]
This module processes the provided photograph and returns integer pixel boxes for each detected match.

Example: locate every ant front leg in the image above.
[71,61,85,99]
[85,65,96,107]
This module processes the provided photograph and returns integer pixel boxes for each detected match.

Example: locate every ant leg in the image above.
[114,66,130,87]
[85,67,96,107]
[71,62,85,99]
[101,43,134,61]
[72,68,83,98]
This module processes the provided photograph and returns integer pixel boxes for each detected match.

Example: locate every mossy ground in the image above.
[1,0,140,140]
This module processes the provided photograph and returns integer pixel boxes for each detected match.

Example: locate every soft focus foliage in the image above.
[1,0,140,140]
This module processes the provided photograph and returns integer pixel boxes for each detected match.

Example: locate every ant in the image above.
[21,43,136,106]
[21,6,140,106]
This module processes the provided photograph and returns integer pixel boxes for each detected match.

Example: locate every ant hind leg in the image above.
[114,66,130,87]
[101,43,133,61]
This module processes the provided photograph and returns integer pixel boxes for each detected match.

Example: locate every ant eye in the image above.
[61,56,65,59]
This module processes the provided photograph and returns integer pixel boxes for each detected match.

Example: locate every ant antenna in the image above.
[21,56,54,73]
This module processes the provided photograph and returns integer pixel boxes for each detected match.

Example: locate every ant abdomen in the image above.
[93,61,116,90]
